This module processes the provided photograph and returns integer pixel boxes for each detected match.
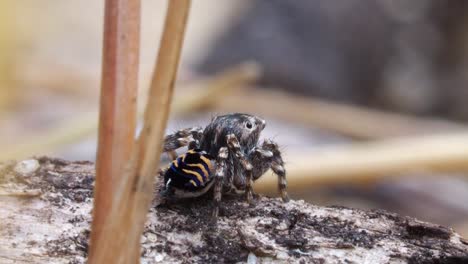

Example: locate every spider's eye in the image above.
[245,121,253,129]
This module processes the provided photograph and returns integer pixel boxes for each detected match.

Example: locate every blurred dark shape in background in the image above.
[199,0,468,119]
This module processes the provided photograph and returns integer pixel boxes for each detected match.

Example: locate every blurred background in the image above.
[1,1,468,237]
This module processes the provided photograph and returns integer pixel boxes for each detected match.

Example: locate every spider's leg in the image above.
[250,146,273,181]
[188,127,203,149]
[163,128,192,153]
[163,127,203,158]
[212,147,228,221]
[262,139,290,202]
[226,134,254,203]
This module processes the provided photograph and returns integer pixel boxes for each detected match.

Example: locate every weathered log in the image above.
[1,158,467,263]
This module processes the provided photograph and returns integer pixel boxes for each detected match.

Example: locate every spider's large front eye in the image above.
[245,121,253,129]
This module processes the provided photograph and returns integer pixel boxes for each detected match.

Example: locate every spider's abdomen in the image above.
[164,149,214,191]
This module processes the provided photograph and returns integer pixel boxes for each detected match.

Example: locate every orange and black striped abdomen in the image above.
[164,149,214,191]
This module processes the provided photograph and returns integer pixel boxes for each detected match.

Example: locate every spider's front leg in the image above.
[253,139,290,202]
[156,168,171,202]
[212,147,228,221]
[163,127,203,159]
[226,134,255,203]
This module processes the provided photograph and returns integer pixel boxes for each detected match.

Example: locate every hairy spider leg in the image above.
[265,140,290,202]
[163,127,204,159]
[212,147,228,220]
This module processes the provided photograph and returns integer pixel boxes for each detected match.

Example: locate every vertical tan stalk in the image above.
[88,0,140,262]
[128,0,191,260]
[90,1,190,263]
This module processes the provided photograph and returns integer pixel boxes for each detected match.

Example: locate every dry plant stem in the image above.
[170,62,261,114]
[0,112,98,160]
[130,0,190,258]
[88,0,140,262]
[0,189,41,197]
[92,1,191,263]
[254,132,468,194]
[216,89,468,140]
[0,62,259,161]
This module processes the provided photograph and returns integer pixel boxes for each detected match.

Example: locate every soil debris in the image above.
[1,158,467,263]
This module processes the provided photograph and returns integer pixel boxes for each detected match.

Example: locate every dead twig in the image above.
[92,1,190,263]
[171,61,261,114]
[0,189,41,197]
[215,89,468,139]
[1,112,98,160]
[254,132,468,194]
[88,0,140,262]
[0,62,259,161]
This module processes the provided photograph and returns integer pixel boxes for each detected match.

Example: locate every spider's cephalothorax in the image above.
[160,113,289,220]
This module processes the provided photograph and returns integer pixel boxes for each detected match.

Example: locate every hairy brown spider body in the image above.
[160,113,289,219]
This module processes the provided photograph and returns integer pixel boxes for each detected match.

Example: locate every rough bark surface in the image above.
[1,158,467,263]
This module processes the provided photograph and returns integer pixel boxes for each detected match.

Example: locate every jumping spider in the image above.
[160,113,289,219]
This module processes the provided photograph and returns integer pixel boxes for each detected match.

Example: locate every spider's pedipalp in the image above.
[227,134,253,170]
[226,134,254,203]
